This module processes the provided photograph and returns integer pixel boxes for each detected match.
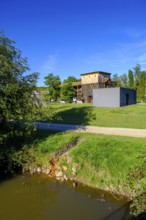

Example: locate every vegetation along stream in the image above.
[0,174,132,220]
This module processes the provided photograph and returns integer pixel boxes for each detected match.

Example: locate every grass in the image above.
[36,130,79,155]
[31,130,146,197]
[42,102,146,129]
[67,133,146,194]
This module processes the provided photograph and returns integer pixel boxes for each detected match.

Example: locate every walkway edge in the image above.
[35,122,146,138]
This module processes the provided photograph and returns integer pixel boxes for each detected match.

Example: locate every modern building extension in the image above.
[93,87,136,107]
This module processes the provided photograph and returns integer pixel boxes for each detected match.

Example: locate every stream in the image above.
[0,174,132,220]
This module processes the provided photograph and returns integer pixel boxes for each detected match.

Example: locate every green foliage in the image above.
[112,65,146,101]
[0,32,54,173]
[128,69,134,89]
[133,64,141,87]
[63,76,80,83]
[112,73,122,87]
[0,31,40,125]
[44,73,61,101]
[60,82,75,102]
[120,73,128,88]
[137,71,146,102]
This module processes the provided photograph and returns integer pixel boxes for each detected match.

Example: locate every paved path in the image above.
[35,122,146,138]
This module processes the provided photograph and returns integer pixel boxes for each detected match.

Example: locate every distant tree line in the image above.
[43,65,146,103]
[112,64,146,101]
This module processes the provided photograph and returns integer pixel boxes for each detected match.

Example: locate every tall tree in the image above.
[138,71,146,102]
[112,73,121,87]
[128,69,134,89]
[0,31,44,172]
[44,73,61,101]
[60,82,75,102]
[120,73,128,88]
[133,64,141,88]
[0,31,39,127]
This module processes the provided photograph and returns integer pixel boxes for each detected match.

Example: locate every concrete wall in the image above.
[93,88,120,107]
[93,87,136,107]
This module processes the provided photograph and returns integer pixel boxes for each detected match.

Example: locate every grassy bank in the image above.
[42,103,146,129]
[19,129,146,216]
[3,129,145,217]
[21,130,145,195]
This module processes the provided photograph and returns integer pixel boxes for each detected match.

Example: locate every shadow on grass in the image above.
[35,128,63,142]
[50,106,96,125]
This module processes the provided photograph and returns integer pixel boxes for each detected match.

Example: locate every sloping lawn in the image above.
[45,103,146,129]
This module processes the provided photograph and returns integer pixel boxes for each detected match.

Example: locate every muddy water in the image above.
[0,174,131,220]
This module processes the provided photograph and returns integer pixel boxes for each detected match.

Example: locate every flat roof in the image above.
[81,71,111,76]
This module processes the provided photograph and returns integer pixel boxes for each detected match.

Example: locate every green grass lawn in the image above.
[44,103,146,129]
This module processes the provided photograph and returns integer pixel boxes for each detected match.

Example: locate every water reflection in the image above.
[0,174,131,220]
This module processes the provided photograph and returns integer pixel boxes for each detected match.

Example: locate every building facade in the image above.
[80,71,111,103]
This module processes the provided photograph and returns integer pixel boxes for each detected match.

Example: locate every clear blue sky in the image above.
[1,0,146,86]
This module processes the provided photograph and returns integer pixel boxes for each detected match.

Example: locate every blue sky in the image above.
[1,0,146,86]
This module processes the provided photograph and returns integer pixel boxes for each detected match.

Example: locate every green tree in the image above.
[63,76,80,83]
[138,71,146,102]
[0,32,44,173]
[128,69,134,89]
[133,64,141,88]
[44,73,61,101]
[112,73,121,87]
[120,73,128,88]
[60,82,75,102]
[0,31,39,127]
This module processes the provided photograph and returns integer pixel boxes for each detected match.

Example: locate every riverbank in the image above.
[14,129,145,218]
[1,129,145,218]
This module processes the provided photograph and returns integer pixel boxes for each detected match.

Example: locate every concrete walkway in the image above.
[35,122,146,138]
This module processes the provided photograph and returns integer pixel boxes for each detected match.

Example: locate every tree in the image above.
[128,69,134,89]
[112,73,121,87]
[0,31,39,127]
[44,73,61,101]
[63,76,80,83]
[120,73,128,88]
[133,64,141,88]
[60,82,75,102]
[137,71,146,102]
[0,31,43,173]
